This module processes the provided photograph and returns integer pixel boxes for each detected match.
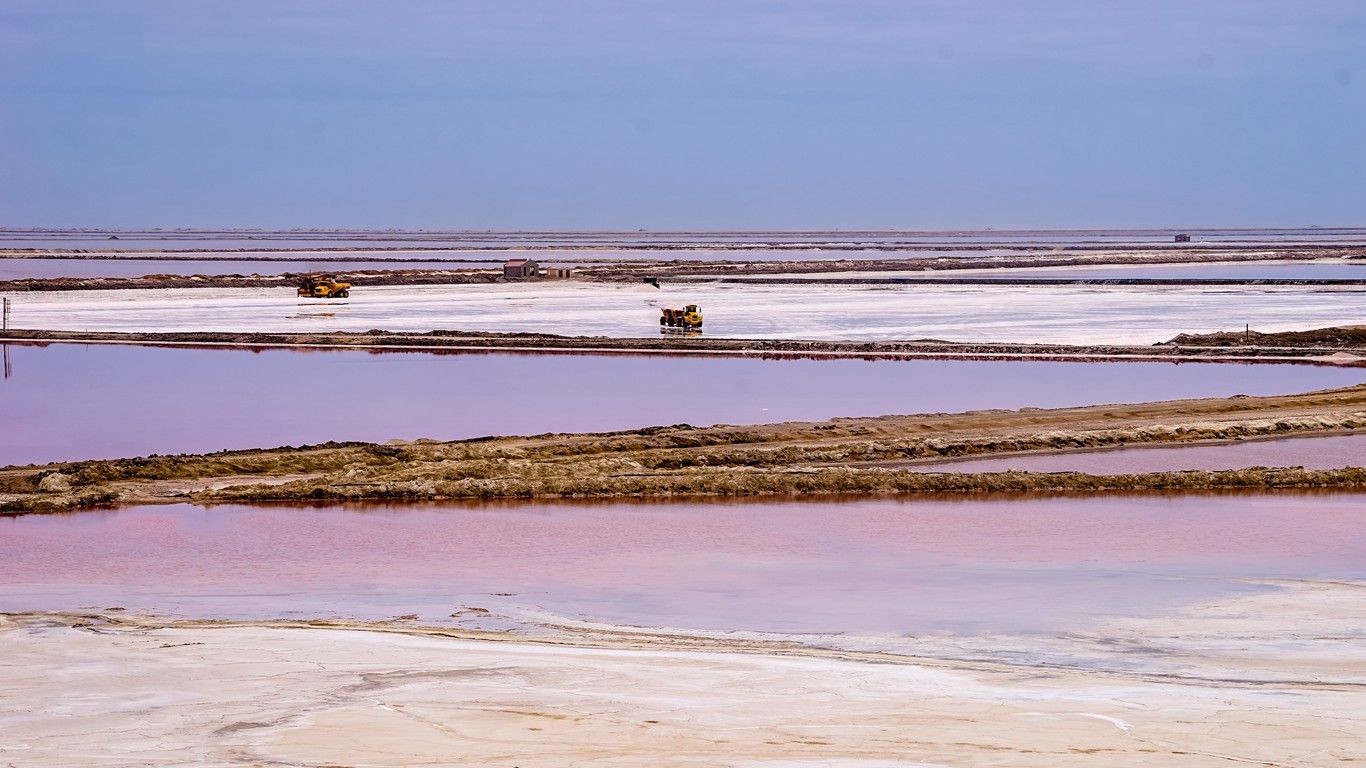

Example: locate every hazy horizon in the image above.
[4,225,1366,234]
[3,1,1363,230]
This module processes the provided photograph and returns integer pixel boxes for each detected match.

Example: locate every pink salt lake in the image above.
[3,343,1362,465]
[2,494,1361,637]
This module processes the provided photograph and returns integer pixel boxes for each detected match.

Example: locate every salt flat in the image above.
[3,495,1362,765]
[5,281,1363,344]
[2,579,1361,767]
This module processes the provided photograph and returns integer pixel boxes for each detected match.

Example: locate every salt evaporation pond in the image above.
[6,226,1366,250]
[962,259,1366,280]
[769,259,1366,281]
[4,281,1365,344]
[0,257,511,280]
[8,256,1364,281]
[910,433,1366,474]
[1,494,1362,637]
[2,343,1363,465]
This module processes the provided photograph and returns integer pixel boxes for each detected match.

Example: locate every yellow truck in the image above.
[297,274,352,299]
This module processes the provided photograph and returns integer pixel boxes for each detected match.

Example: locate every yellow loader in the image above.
[660,304,703,329]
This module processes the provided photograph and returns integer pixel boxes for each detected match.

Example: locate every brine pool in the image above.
[7,256,1364,281]
[2,343,1362,465]
[910,433,1366,475]
[1,494,1362,638]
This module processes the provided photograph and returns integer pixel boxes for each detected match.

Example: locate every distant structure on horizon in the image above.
[1174,233,1192,242]
[503,258,538,279]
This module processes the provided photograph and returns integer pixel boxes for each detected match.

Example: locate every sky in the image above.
[1,1,1363,229]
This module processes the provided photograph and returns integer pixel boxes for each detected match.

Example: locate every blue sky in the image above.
[1,1,1362,229]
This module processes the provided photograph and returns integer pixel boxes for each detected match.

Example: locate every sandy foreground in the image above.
[2,580,1362,767]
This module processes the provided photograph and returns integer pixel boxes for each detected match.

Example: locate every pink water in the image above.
[3,344,1362,466]
[0,258,510,280]
[2,495,1361,635]
[7,258,1365,281]
[911,433,1366,474]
